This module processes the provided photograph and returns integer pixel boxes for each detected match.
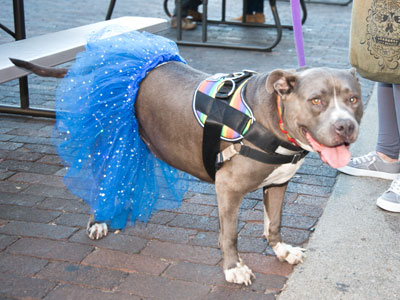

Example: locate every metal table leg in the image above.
[0,0,56,118]
[175,0,289,52]
[0,23,16,37]
[207,0,307,29]
[304,0,351,5]
[173,0,308,51]
[105,0,117,20]
[13,0,30,111]
[164,0,308,25]
[279,0,351,6]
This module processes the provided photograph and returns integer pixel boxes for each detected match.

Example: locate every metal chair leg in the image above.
[202,0,208,42]
[300,0,307,25]
[176,0,182,41]
[164,0,172,17]
[106,0,117,20]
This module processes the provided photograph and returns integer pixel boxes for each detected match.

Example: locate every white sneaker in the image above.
[376,177,400,212]
[338,151,400,180]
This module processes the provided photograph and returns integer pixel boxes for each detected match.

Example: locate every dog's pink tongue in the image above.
[306,133,350,168]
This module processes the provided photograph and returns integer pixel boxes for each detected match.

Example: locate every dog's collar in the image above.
[276,94,300,147]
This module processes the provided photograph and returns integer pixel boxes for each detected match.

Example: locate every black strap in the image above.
[239,145,307,165]
[202,95,235,180]
[246,123,303,152]
[200,73,253,180]
[197,71,306,179]
[203,116,222,180]
[197,92,251,136]
[244,122,281,153]
[196,92,303,154]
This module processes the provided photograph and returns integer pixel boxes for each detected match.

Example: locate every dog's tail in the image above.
[9,58,68,78]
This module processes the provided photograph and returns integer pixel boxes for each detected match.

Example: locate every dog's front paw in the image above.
[273,242,306,264]
[224,259,256,286]
[86,222,108,240]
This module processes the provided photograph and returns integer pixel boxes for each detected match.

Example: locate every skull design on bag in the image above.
[363,0,400,70]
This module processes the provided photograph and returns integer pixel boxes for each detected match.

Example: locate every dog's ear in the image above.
[265,70,297,95]
[348,67,360,83]
[349,67,357,77]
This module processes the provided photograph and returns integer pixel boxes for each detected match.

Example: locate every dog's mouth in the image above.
[302,129,350,169]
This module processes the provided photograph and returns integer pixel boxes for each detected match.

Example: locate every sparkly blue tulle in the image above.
[53,30,190,229]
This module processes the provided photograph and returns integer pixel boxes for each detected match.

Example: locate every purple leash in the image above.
[291,0,306,67]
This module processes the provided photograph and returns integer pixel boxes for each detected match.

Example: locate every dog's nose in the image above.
[334,119,355,138]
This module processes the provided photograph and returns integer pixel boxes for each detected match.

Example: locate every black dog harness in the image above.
[193,71,308,180]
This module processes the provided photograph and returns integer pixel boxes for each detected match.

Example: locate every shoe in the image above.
[232,14,256,23]
[171,17,196,30]
[376,177,400,212]
[254,13,265,23]
[188,9,202,22]
[337,151,400,180]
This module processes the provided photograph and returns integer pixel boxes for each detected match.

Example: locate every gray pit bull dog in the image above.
[11,58,362,285]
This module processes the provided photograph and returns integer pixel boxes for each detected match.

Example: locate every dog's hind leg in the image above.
[216,184,255,285]
[263,184,305,264]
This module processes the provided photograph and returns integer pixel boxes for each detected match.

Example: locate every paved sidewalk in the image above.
[0,1,388,299]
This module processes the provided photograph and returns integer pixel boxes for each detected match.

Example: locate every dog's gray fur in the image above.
[12,59,363,285]
[135,63,362,284]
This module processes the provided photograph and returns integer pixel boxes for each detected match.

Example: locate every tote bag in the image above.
[349,0,400,84]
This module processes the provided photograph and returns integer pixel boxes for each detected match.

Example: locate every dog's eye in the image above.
[311,98,321,105]
[349,97,358,104]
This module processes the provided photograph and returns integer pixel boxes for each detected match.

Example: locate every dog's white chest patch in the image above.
[258,158,305,188]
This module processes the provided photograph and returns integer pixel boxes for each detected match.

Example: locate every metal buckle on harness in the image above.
[215,79,235,99]
[229,72,246,81]
[215,152,224,171]
[230,70,257,82]
[291,152,302,164]
[215,144,240,171]
[216,152,224,164]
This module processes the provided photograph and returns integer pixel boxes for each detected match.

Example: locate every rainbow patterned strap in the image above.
[192,73,254,141]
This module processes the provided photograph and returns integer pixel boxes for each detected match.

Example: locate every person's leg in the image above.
[255,0,264,12]
[377,84,400,213]
[392,84,400,150]
[173,0,192,17]
[172,0,196,30]
[254,0,265,23]
[233,0,255,22]
[247,0,256,14]
[338,83,400,179]
[376,83,400,160]
[187,0,202,11]
[187,0,202,22]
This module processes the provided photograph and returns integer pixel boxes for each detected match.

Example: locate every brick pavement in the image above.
[0,0,375,299]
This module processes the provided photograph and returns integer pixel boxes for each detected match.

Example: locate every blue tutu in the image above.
[53,30,190,229]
